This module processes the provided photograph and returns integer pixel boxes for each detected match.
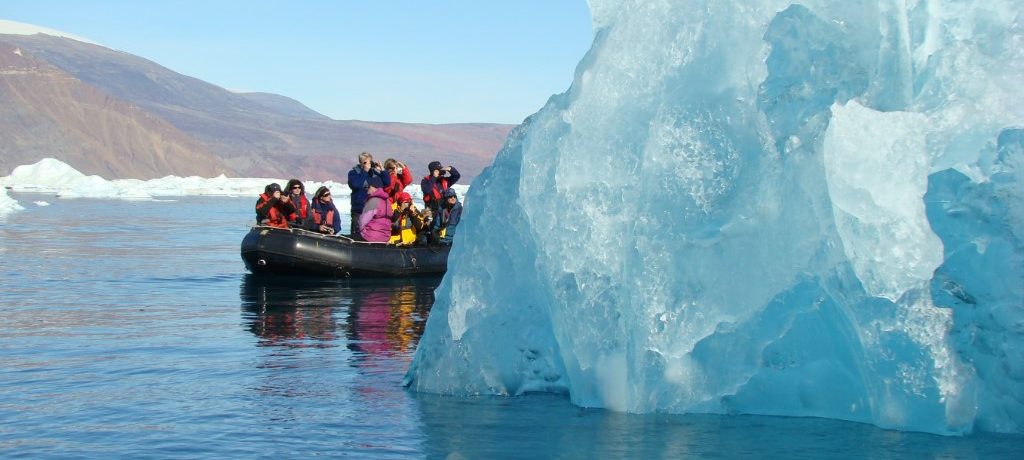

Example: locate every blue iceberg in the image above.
[405,0,1024,435]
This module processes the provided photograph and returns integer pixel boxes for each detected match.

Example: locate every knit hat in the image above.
[367,176,383,189]
[265,183,282,195]
[443,188,458,199]
[428,161,443,173]
[397,192,413,203]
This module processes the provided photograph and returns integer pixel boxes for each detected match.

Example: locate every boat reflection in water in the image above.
[238,274,442,431]
[239,274,439,356]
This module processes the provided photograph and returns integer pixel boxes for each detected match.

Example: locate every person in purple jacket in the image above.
[347,151,391,236]
[358,176,393,243]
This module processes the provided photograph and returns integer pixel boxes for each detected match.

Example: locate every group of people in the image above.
[254,152,462,246]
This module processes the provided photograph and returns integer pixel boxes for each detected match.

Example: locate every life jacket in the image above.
[289,194,309,220]
[389,203,418,245]
[311,206,335,230]
[421,176,450,210]
[256,193,292,228]
[265,205,290,228]
[255,193,274,222]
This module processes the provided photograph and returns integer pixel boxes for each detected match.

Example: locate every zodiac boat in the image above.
[241,226,450,277]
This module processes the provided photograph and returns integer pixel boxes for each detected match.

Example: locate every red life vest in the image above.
[256,193,274,218]
[422,176,450,208]
[256,193,291,228]
[266,207,289,228]
[312,207,335,229]
[291,194,309,220]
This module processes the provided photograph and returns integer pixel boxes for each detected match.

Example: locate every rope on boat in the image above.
[253,225,451,249]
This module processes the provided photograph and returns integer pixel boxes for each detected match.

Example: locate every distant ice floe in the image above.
[0,188,25,218]
[0,158,468,206]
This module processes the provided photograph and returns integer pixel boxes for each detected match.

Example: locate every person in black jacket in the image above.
[254,183,295,228]
[420,160,460,233]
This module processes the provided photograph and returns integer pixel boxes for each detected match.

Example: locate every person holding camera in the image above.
[308,186,341,235]
[255,182,296,229]
[389,192,430,245]
[383,158,414,203]
[347,151,392,236]
[420,160,460,225]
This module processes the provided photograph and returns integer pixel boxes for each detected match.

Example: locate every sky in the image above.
[1,1,593,125]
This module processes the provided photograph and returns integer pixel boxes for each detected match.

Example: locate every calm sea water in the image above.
[1,195,1021,459]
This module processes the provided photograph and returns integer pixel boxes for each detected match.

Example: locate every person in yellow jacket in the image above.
[389,192,431,246]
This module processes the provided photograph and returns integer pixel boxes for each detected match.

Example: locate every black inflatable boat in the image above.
[241,226,450,277]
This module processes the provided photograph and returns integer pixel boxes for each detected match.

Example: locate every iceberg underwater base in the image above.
[405,0,1024,435]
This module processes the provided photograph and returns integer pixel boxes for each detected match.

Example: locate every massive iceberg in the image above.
[405,0,1024,435]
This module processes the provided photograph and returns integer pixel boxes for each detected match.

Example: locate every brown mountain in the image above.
[0,42,231,179]
[0,34,514,181]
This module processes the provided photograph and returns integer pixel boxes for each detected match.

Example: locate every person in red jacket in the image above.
[284,179,310,226]
[255,183,296,229]
[383,158,413,203]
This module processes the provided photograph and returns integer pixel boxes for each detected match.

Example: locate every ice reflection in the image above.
[411,393,1024,459]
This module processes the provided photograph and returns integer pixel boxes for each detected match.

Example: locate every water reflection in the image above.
[346,284,434,361]
[239,274,439,355]
[239,275,344,348]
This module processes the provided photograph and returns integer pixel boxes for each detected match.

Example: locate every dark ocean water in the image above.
[1,195,1021,458]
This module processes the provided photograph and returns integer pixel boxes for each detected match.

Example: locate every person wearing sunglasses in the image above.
[438,188,462,244]
[284,178,310,227]
[309,186,341,235]
[347,152,391,236]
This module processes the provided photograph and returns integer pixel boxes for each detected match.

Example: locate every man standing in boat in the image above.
[347,152,391,236]
[420,161,460,238]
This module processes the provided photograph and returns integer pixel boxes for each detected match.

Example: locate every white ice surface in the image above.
[0,188,24,218]
[1,158,468,208]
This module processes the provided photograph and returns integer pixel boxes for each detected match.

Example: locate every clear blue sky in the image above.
[1,1,592,124]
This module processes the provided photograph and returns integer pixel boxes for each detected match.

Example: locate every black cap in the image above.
[265,183,282,195]
[428,161,443,172]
